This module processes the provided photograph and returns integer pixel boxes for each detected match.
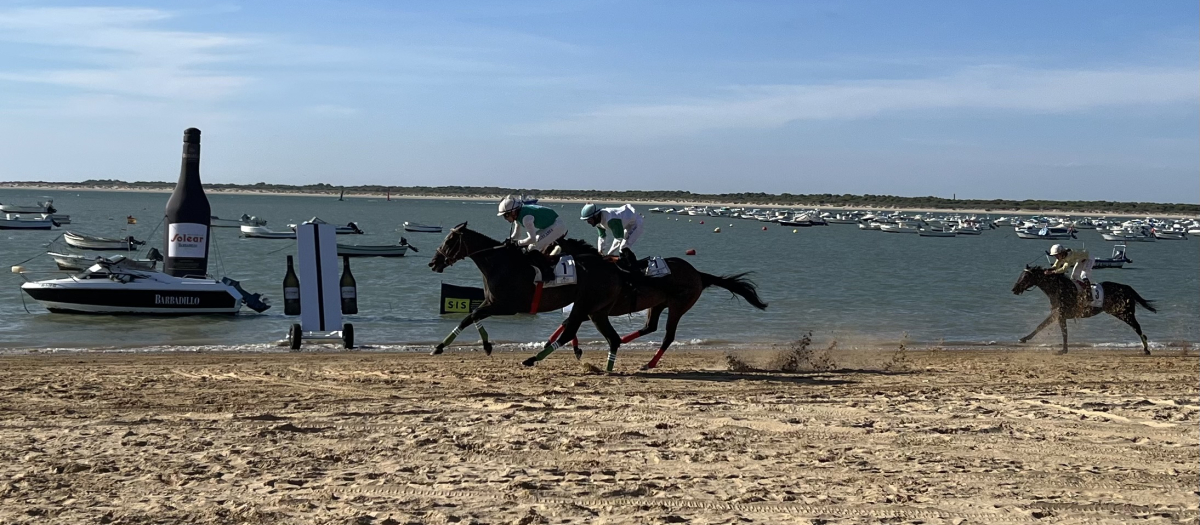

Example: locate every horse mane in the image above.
[1027,265,1045,272]
[556,237,600,257]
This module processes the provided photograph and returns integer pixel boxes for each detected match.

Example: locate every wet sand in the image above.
[0,347,1196,524]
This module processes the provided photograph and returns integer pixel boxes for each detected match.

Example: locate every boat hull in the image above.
[21,281,242,315]
[337,244,409,257]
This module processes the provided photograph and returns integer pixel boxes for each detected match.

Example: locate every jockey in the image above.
[581,203,643,260]
[1047,244,1094,303]
[498,195,566,253]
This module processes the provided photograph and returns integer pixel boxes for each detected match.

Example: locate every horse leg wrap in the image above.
[535,341,561,361]
[548,324,565,342]
[474,322,488,343]
[606,351,617,372]
[441,327,461,347]
[620,331,640,344]
[646,347,668,369]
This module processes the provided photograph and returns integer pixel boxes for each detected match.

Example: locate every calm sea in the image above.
[2,188,1197,351]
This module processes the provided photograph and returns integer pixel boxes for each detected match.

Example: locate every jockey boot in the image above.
[1082,278,1093,305]
[618,247,638,273]
[529,249,555,283]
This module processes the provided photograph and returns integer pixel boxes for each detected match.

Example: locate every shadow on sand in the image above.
[630,368,921,386]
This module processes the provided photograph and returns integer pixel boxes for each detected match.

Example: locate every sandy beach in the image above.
[4,183,1195,219]
[0,346,1195,524]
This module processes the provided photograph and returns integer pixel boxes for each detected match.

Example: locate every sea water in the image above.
[1,188,1197,351]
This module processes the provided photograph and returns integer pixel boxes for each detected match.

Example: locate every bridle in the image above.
[434,229,507,269]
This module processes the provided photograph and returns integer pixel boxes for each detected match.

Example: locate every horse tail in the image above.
[700,272,768,310]
[1128,286,1157,313]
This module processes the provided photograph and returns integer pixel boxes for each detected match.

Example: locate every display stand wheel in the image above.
[343,323,354,349]
[289,323,303,350]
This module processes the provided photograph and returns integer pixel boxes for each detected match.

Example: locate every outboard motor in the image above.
[221,277,272,313]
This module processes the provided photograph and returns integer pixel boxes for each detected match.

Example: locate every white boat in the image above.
[18,256,269,315]
[402,221,443,233]
[953,224,982,235]
[287,217,364,234]
[211,214,267,228]
[337,238,417,257]
[1101,231,1154,242]
[0,213,57,230]
[240,225,296,239]
[1093,245,1132,269]
[880,221,922,234]
[918,227,957,237]
[48,251,160,271]
[64,231,145,251]
[1015,225,1076,240]
[0,199,56,214]
[1151,229,1188,240]
[649,207,664,213]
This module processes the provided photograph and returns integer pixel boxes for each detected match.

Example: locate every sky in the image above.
[0,1,1196,202]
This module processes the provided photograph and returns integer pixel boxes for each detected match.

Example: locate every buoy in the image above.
[699,221,704,224]
[685,249,696,255]
[729,224,733,227]
[793,229,797,233]
[11,265,24,274]
[761,226,767,231]
[713,227,721,233]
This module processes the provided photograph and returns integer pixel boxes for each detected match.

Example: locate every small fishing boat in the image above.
[240,225,297,239]
[0,213,57,230]
[0,199,56,214]
[64,231,145,251]
[210,214,267,228]
[17,256,269,315]
[48,250,161,271]
[1015,225,1076,240]
[337,238,418,258]
[1151,229,1187,240]
[402,221,443,233]
[1092,245,1132,269]
[918,227,957,237]
[649,207,664,213]
[1100,231,1154,242]
[880,221,922,234]
[287,217,364,235]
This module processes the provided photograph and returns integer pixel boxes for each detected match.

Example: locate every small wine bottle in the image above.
[283,255,301,315]
[340,255,358,315]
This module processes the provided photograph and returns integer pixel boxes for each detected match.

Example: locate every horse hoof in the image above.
[639,364,653,371]
[1018,338,1029,344]
[1055,349,1068,355]
[430,347,444,356]
[573,348,583,361]
[483,343,493,356]
[522,357,538,367]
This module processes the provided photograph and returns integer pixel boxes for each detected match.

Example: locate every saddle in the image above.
[1072,280,1104,309]
[525,250,575,286]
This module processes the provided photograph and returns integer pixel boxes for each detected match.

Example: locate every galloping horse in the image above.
[550,238,768,370]
[1011,266,1156,354]
[428,223,628,364]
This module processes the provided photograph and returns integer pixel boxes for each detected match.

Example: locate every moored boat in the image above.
[1092,245,1132,269]
[0,199,56,214]
[337,238,417,257]
[287,217,364,234]
[64,231,145,251]
[211,214,267,228]
[48,250,160,271]
[17,256,269,315]
[240,225,296,239]
[0,213,57,230]
[402,221,443,233]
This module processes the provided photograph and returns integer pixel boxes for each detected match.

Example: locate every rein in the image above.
[435,235,506,268]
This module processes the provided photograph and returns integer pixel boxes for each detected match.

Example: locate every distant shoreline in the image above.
[3,182,1197,219]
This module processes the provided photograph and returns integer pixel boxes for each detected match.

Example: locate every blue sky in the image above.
[0,1,1196,202]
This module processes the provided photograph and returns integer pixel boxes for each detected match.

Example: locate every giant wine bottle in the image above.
[283,255,301,315]
[163,128,212,277]
[340,255,358,315]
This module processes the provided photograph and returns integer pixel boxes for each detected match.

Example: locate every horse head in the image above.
[1012,265,1039,295]
[429,222,470,273]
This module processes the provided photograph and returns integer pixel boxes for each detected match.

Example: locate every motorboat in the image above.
[0,213,57,230]
[520,194,538,205]
[1093,245,1132,269]
[1151,229,1187,240]
[337,238,418,258]
[1015,225,1076,240]
[287,217,364,234]
[649,207,664,213]
[211,213,267,228]
[64,231,145,251]
[48,249,161,271]
[1100,230,1154,242]
[0,199,56,214]
[953,224,983,235]
[240,225,296,239]
[880,221,922,234]
[402,221,443,233]
[17,256,269,315]
[918,227,957,237]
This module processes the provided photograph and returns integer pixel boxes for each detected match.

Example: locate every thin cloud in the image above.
[0,7,254,100]
[518,66,1198,139]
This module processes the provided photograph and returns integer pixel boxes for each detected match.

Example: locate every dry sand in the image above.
[0,347,1196,524]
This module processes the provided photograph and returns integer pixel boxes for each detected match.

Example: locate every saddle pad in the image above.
[546,256,576,287]
[1091,284,1104,308]
[645,256,671,278]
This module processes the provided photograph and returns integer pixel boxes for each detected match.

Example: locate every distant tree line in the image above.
[4,180,1197,216]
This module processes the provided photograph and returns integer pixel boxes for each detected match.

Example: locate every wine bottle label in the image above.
[167,223,208,258]
[341,286,356,299]
[284,288,300,300]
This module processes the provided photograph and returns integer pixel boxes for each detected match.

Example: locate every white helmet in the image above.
[1049,244,1067,255]
[497,196,521,216]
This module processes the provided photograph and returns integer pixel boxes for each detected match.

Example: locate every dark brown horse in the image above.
[428,223,628,366]
[550,238,768,370]
[1011,266,1156,354]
